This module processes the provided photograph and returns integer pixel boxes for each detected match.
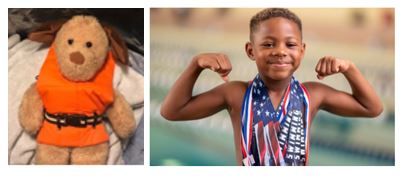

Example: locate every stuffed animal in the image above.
[18,15,136,164]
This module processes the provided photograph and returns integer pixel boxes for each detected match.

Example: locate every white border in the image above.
[3,1,400,176]
[143,6,150,169]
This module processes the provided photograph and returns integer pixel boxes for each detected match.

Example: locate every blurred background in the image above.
[150,8,394,166]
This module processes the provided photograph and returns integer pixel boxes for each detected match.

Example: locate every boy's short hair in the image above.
[250,8,302,40]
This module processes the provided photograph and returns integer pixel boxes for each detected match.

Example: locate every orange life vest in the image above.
[36,46,115,147]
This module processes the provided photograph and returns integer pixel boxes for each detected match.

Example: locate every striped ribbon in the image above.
[241,75,311,166]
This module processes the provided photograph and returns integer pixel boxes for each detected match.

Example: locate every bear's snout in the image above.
[69,52,85,65]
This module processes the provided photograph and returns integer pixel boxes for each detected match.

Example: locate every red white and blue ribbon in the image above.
[241,82,254,166]
[241,75,311,166]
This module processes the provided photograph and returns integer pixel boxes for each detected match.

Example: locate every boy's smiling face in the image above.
[246,17,305,82]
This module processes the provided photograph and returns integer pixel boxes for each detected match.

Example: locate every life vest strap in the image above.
[44,111,104,129]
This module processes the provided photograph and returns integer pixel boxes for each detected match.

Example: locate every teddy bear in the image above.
[18,15,136,164]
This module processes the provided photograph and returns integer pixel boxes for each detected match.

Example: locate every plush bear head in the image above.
[29,15,128,81]
[54,16,108,81]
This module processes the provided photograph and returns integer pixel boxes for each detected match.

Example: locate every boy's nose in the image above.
[272,50,287,57]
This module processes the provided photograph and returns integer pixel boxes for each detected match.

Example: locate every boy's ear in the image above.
[245,41,255,61]
[301,42,306,58]
[28,20,66,45]
[103,25,129,65]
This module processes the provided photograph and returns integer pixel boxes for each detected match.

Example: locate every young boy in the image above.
[160,8,383,166]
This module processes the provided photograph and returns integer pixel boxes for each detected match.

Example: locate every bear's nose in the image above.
[69,52,85,65]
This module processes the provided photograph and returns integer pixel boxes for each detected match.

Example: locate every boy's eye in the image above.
[263,43,274,48]
[287,43,297,48]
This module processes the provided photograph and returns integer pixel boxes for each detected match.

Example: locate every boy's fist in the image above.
[315,56,351,80]
[193,53,232,82]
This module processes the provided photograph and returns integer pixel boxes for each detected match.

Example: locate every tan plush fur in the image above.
[107,91,136,139]
[36,143,70,164]
[18,15,135,165]
[54,16,109,82]
[70,142,109,164]
[18,83,44,135]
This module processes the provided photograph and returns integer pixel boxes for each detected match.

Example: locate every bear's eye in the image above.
[86,41,92,48]
[67,39,74,45]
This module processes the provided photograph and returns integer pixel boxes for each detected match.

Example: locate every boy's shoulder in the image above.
[302,81,337,110]
[302,81,334,94]
[219,80,249,104]
[224,80,249,90]
[216,80,249,95]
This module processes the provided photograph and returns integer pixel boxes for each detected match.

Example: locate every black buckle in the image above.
[64,114,86,127]
[45,111,103,129]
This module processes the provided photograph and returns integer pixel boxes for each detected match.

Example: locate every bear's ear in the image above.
[103,25,128,65]
[28,20,66,45]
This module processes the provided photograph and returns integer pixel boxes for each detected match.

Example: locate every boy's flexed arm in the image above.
[305,56,383,118]
[160,53,232,121]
